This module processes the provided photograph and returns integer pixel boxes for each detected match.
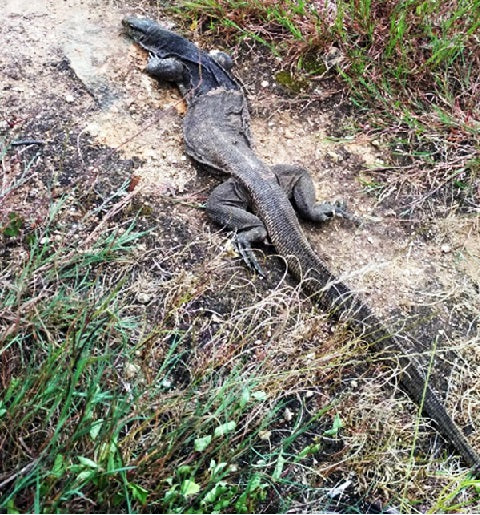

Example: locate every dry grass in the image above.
[173,0,480,214]
[1,140,479,511]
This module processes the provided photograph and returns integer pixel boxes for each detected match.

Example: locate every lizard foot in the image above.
[318,200,361,226]
[234,234,265,277]
[332,200,362,226]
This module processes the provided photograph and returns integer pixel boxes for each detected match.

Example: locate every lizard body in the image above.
[122,16,480,472]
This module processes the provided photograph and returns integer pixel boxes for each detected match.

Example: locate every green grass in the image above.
[172,0,480,210]
[3,193,479,512]
[0,184,349,512]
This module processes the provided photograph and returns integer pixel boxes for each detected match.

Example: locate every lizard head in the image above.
[122,16,169,46]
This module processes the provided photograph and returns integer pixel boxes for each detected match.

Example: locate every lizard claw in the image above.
[234,235,265,276]
[332,200,362,226]
[331,199,347,217]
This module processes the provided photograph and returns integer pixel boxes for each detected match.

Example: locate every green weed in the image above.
[172,0,480,209]
[0,194,342,512]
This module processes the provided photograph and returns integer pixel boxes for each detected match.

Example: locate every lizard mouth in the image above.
[122,16,169,48]
[121,16,155,38]
[122,16,142,33]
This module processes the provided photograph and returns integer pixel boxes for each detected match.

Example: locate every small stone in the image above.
[259,430,271,440]
[261,80,269,88]
[283,407,293,421]
[211,314,223,323]
[326,150,340,163]
[65,94,75,103]
[440,243,452,254]
[124,362,139,379]
[161,378,172,388]
[136,292,151,304]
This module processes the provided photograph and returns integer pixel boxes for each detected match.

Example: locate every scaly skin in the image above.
[123,17,480,472]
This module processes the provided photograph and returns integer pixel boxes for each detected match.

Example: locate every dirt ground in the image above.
[2,0,480,510]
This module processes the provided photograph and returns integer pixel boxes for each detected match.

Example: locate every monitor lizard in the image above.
[122,16,480,472]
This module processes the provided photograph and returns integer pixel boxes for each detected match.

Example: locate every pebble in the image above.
[136,292,151,304]
[161,378,172,388]
[440,243,452,253]
[65,94,74,103]
[124,362,140,379]
[326,150,341,162]
[261,80,269,88]
[259,430,271,440]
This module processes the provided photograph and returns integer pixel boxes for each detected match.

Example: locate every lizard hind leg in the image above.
[272,164,350,223]
[207,179,268,275]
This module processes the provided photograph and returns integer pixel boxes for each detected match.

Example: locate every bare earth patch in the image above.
[2,0,479,512]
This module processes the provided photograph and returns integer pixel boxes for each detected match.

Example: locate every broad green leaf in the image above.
[297,442,322,460]
[129,483,149,505]
[76,470,94,483]
[209,460,227,477]
[78,456,98,469]
[252,391,267,401]
[177,465,192,475]
[194,435,212,452]
[202,481,228,504]
[272,453,285,480]
[239,388,250,408]
[323,414,344,437]
[181,479,200,497]
[89,419,103,440]
[51,454,64,478]
[214,421,236,437]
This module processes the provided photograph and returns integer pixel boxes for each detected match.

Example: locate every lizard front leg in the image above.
[144,55,189,95]
[207,178,267,275]
[272,164,353,223]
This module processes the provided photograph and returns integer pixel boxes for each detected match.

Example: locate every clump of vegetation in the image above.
[174,0,479,212]
[275,70,309,93]
[0,185,352,512]
[0,141,361,513]
[2,141,479,512]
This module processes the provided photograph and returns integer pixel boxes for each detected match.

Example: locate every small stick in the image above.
[10,139,47,146]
